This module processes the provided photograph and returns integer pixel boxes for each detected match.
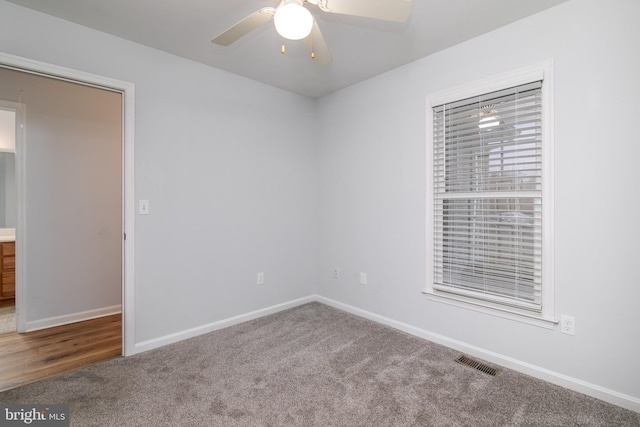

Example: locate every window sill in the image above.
[422,290,557,329]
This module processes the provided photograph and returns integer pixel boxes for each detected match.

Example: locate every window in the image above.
[425,62,554,326]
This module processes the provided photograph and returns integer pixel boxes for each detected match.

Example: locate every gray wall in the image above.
[2,152,16,228]
[0,108,16,228]
[316,0,640,402]
[0,0,318,341]
[0,68,122,323]
[0,154,6,227]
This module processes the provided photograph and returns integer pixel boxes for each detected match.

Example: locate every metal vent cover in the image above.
[456,355,498,376]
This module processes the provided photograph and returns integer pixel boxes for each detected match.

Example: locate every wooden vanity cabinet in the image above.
[0,242,15,301]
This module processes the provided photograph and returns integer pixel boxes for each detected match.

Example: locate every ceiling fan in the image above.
[211,0,412,65]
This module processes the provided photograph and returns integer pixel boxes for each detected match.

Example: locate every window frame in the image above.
[424,61,555,328]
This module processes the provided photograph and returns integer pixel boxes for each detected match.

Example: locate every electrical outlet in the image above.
[332,268,340,279]
[560,315,575,335]
[138,199,149,215]
[359,272,367,285]
[257,272,264,285]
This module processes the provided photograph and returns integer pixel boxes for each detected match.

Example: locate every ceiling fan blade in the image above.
[211,7,276,46]
[313,0,412,22]
[303,20,332,65]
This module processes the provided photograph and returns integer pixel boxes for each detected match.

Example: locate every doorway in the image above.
[0,52,134,356]
[0,102,18,334]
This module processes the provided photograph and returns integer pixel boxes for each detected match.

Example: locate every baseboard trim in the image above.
[129,294,639,413]
[315,295,640,414]
[134,296,315,354]
[26,305,122,332]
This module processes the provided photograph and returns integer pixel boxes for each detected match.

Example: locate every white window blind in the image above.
[431,81,543,311]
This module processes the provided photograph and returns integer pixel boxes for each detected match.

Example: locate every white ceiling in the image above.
[7,0,568,98]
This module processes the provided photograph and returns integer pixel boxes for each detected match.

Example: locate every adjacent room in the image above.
[0,0,638,425]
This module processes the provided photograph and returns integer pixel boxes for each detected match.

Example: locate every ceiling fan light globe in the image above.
[274,3,313,40]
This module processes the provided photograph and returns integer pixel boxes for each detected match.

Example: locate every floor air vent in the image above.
[456,355,497,376]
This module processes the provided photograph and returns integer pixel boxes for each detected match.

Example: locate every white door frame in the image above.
[0,51,135,356]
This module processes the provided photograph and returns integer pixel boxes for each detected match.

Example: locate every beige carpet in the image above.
[0,305,15,335]
[1,302,638,426]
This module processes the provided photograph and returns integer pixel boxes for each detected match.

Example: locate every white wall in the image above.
[317,0,640,406]
[0,1,318,342]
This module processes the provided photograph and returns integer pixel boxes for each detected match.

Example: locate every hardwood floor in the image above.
[0,314,122,392]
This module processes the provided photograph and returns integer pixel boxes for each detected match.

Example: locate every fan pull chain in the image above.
[281,44,285,54]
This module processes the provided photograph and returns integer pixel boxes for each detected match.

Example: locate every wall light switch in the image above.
[257,272,264,285]
[139,200,149,215]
